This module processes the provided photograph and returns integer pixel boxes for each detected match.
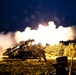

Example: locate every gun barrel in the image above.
[4,46,20,55]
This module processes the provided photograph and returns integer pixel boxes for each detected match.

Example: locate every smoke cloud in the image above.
[14,21,76,45]
[0,21,76,55]
[0,32,16,55]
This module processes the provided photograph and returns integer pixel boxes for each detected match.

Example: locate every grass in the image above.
[0,58,76,75]
[0,59,55,75]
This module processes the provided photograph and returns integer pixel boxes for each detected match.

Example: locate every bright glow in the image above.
[0,21,75,55]
[14,21,76,46]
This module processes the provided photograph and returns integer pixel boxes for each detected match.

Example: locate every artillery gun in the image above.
[3,39,47,61]
[3,46,20,57]
[3,39,34,61]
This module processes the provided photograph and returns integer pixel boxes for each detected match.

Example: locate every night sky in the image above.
[0,0,76,33]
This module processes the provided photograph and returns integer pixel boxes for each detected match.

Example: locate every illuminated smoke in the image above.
[0,32,16,55]
[0,21,76,55]
[14,21,76,45]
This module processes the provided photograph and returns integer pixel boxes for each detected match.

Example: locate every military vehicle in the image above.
[3,39,47,61]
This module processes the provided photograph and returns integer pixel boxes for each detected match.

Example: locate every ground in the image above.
[0,57,76,75]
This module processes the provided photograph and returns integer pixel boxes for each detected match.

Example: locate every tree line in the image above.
[44,42,76,57]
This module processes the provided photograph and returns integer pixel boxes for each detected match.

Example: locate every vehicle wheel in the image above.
[21,54,26,61]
